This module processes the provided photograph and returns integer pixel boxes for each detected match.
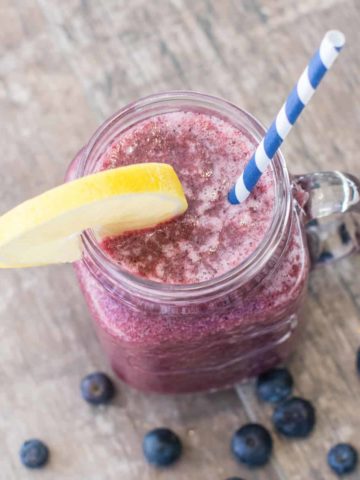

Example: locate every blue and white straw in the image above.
[228,30,346,205]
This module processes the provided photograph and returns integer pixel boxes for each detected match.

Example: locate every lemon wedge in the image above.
[0,163,187,268]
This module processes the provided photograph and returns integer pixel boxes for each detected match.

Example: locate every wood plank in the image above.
[0,0,359,479]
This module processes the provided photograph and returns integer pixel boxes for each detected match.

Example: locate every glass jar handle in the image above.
[292,171,360,266]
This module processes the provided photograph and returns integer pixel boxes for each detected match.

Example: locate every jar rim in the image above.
[76,91,292,302]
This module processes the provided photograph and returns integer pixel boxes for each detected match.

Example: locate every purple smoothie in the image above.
[69,104,310,394]
[99,112,274,284]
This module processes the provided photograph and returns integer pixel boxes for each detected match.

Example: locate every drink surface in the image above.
[98,111,275,284]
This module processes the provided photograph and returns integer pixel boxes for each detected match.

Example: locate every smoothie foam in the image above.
[98,112,275,284]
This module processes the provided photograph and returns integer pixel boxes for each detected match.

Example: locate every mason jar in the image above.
[66,91,360,394]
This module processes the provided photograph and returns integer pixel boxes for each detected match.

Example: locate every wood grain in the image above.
[0,0,359,479]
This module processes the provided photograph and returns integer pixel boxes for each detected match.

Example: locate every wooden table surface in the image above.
[1,1,359,479]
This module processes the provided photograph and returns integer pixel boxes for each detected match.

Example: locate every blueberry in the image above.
[356,347,360,375]
[19,439,49,469]
[307,219,319,228]
[225,477,246,480]
[339,223,351,245]
[143,428,182,467]
[272,397,315,438]
[318,250,334,263]
[256,368,293,404]
[80,372,115,405]
[328,443,358,475]
[231,423,273,467]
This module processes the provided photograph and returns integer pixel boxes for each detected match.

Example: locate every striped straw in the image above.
[228,30,346,205]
